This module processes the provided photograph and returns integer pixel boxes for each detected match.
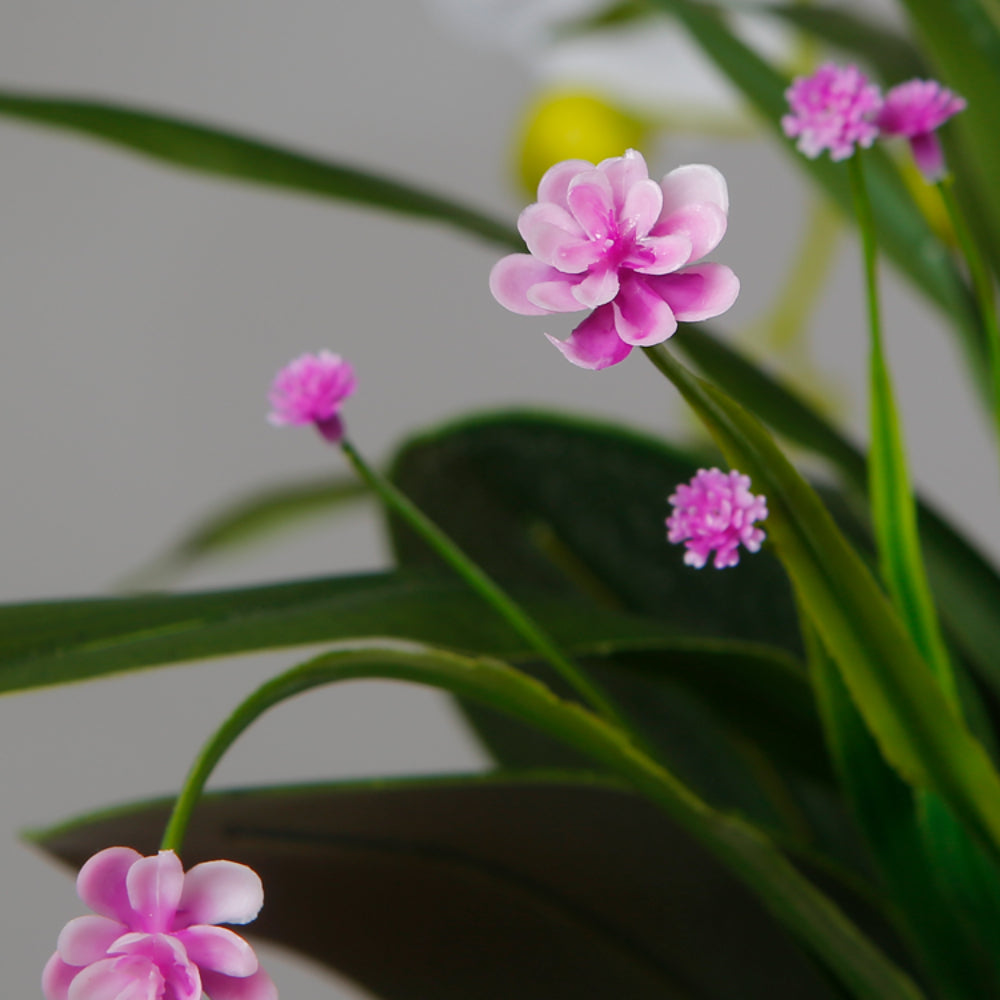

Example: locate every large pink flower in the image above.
[876,79,965,182]
[42,847,277,1000]
[489,149,739,369]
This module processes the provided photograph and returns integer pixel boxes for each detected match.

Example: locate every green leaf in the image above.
[675,326,1000,705]
[643,0,988,404]
[805,616,1000,998]
[37,641,922,999]
[0,571,679,695]
[118,475,368,589]
[34,772,869,1000]
[644,344,1000,860]
[762,4,927,83]
[0,90,520,249]
[388,409,804,655]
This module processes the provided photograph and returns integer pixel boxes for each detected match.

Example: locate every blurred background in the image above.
[0,1,993,996]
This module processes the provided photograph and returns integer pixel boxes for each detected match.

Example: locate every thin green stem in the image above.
[937,176,1000,473]
[847,157,957,708]
[339,438,636,737]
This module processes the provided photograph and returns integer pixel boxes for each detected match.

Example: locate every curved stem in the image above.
[339,438,636,737]
[158,641,923,1000]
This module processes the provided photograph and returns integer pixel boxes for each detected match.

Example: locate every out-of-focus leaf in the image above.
[0,571,679,695]
[762,4,926,83]
[0,91,520,249]
[119,476,368,589]
[643,0,987,404]
[33,773,874,1000]
[645,344,1000,861]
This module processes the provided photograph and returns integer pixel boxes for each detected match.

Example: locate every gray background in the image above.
[0,3,993,997]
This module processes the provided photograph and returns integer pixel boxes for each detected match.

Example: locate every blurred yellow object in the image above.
[515,89,647,195]
[897,154,957,247]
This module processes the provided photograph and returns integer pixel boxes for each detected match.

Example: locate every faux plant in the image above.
[5,2,1000,999]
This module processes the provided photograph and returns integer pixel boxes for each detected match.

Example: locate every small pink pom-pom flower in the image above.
[42,847,277,1000]
[268,350,356,444]
[666,468,768,569]
[782,63,883,161]
[489,149,740,370]
[877,79,966,181]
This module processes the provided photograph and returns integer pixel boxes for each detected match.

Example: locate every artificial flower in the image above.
[489,149,739,369]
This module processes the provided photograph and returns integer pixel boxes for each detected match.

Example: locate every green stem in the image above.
[155,642,924,1000]
[339,438,634,737]
[847,157,957,708]
[937,176,1000,474]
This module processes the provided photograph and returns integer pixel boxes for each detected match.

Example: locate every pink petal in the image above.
[599,148,649,207]
[77,847,141,925]
[546,305,632,370]
[177,860,264,927]
[526,278,587,313]
[518,203,592,272]
[653,202,728,262]
[67,955,164,1000]
[613,275,678,346]
[176,926,258,977]
[626,233,692,275]
[910,131,945,182]
[126,851,184,933]
[42,954,77,1000]
[571,267,620,308]
[201,966,279,1000]
[620,177,663,239]
[566,171,616,239]
[647,264,740,322]
[537,158,594,208]
[57,915,126,966]
[659,163,729,217]
[489,255,564,315]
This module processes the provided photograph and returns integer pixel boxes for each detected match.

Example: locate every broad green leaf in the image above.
[643,0,988,404]
[119,475,368,589]
[0,91,520,249]
[804,616,1000,998]
[762,4,927,83]
[675,326,1000,705]
[388,410,803,654]
[35,772,870,1000]
[42,641,920,999]
[644,344,1000,860]
[0,571,678,695]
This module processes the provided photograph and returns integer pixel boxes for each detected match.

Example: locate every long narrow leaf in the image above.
[644,344,1000,859]
[0,91,520,249]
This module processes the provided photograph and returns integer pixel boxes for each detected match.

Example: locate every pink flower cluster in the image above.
[43,847,276,1000]
[268,350,356,444]
[782,63,965,181]
[666,468,767,570]
[489,149,739,370]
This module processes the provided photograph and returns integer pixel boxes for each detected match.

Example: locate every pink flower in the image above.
[877,79,966,181]
[42,847,277,1000]
[666,468,767,569]
[489,149,739,370]
[782,63,883,161]
[268,351,356,443]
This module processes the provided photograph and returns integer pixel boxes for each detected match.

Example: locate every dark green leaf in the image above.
[32,773,900,1000]
[119,475,368,589]
[0,571,678,695]
[0,91,520,249]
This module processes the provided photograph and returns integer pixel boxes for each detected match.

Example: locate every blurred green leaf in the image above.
[0,90,520,249]
[0,571,680,695]
[119,475,368,589]
[645,344,1000,861]
[762,4,926,83]
[34,772,870,1000]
